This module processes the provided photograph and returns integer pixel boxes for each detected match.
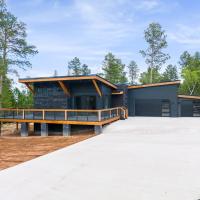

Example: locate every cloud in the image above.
[169,24,200,46]
[135,0,160,11]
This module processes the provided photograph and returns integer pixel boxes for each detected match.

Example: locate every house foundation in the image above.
[94,125,102,134]
[63,124,71,136]
[41,123,48,136]
[21,122,29,137]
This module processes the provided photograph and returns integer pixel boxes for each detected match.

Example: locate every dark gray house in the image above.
[0,75,199,136]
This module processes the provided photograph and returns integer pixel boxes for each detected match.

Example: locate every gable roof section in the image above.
[178,95,200,100]
[128,81,181,89]
[19,75,117,89]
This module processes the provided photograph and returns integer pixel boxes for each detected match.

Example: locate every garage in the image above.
[128,81,179,117]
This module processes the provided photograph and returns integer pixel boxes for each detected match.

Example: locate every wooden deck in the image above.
[0,107,126,126]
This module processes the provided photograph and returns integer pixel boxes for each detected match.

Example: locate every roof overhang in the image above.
[128,81,181,89]
[19,75,117,89]
[178,95,200,100]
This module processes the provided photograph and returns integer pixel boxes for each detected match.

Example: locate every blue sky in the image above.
[6,0,200,79]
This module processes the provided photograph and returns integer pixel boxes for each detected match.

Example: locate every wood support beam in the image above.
[58,81,70,96]
[92,80,102,97]
[25,83,34,94]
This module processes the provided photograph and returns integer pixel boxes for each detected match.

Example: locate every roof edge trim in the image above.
[128,81,181,89]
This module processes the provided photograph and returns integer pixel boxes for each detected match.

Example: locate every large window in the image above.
[74,96,96,109]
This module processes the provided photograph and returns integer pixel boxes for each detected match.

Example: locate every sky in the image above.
[6,0,200,79]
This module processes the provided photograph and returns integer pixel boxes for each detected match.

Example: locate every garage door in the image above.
[135,99,171,117]
[181,100,193,117]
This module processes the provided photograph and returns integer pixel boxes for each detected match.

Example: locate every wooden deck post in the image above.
[22,109,25,119]
[65,110,67,120]
[98,110,101,121]
[42,110,45,120]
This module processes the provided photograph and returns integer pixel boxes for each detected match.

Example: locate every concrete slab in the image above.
[0,117,200,200]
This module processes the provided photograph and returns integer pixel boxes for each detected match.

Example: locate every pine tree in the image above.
[161,65,178,82]
[68,57,81,75]
[0,0,38,107]
[102,53,127,84]
[128,61,139,84]
[81,64,91,75]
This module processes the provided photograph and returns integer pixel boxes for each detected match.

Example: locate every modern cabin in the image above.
[0,75,199,137]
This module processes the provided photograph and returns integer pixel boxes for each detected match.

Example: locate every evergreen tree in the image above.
[67,57,81,75]
[102,53,127,84]
[161,65,178,82]
[0,0,38,107]
[128,60,139,84]
[140,22,170,83]
[2,77,15,108]
[179,51,191,67]
[81,64,91,75]
[140,68,161,84]
[13,87,33,108]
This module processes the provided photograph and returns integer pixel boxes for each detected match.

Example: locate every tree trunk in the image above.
[150,67,153,83]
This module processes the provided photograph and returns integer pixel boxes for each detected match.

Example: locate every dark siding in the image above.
[34,80,112,109]
[111,84,128,108]
[128,85,178,117]
[34,82,69,109]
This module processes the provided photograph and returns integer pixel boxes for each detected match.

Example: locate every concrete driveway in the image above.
[0,117,200,200]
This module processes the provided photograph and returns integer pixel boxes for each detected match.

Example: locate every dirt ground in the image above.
[0,123,94,170]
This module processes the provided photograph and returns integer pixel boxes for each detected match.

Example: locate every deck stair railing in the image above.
[0,107,127,122]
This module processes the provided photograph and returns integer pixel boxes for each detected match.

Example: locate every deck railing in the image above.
[0,107,127,122]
